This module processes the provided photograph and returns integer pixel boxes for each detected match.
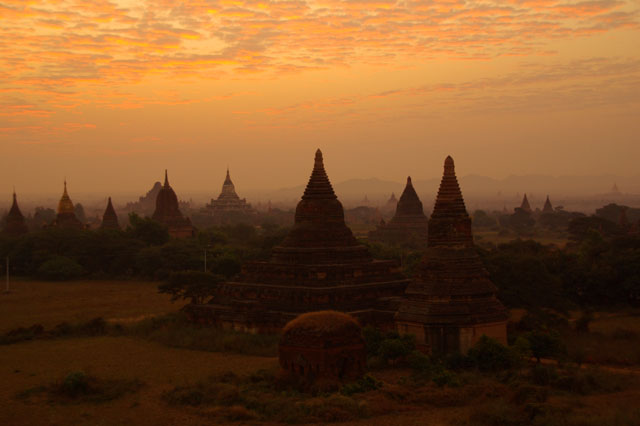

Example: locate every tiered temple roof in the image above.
[53,181,83,230]
[152,171,194,238]
[396,156,507,354]
[4,191,28,236]
[186,149,409,332]
[205,169,254,218]
[101,197,120,230]
[542,195,554,213]
[369,177,428,246]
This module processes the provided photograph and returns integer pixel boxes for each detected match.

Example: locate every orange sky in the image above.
[1,0,639,196]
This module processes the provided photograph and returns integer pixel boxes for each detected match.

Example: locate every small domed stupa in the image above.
[279,311,366,380]
[53,181,83,229]
[4,190,28,236]
[152,170,194,238]
[369,176,428,246]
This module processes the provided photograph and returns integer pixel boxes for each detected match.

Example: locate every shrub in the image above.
[524,330,566,362]
[467,336,520,372]
[18,371,144,403]
[36,256,84,280]
[529,364,558,386]
[341,375,381,395]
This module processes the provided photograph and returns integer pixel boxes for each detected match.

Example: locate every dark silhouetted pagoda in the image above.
[3,191,28,236]
[369,177,428,246]
[519,193,532,213]
[187,150,409,332]
[204,168,255,223]
[152,171,194,238]
[396,156,507,355]
[53,181,83,230]
[100,197,120,230]
[542,195,554,213]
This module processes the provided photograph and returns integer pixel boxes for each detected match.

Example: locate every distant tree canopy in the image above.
[1,210,639,309]
[0,220,290,282]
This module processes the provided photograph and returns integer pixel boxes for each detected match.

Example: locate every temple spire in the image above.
[395,175,424,217]
[101,196,120,230]
[224,167,232,185]
[302,149,336,200]
[164,170,169,187]
[520,193,532,212]
[428,155,472,247]
[431,156,467,219]
[5,190,28,236]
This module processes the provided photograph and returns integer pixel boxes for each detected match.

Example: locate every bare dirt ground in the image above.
[2,280,640,426]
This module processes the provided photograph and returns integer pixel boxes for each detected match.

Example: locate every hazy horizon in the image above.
[2,1,639,198]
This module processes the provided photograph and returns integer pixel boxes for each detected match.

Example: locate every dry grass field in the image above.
[2,280,640,426]
[0,279,179,332]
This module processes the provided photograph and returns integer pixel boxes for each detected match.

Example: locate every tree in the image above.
[36,256,85,281]
[126,213,169,245]
[158,271,222,304]
[524,330,565,362]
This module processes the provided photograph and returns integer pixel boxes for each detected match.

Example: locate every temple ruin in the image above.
[395,156,508,354]
[186,149,409,332]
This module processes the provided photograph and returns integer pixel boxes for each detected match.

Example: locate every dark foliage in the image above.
[158,271,222,304]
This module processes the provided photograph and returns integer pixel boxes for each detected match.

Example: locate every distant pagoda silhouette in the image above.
[396,156,508,354]
[383,192,398,213]
[4,191,28,236]
[186,149,409,332]
[542,195,554,214]
[100,197,120,230]
[519,193,532,213]
[204,168,255,223]
[369,177,428,246]
[53,181,83,229]
[152,170,194,238]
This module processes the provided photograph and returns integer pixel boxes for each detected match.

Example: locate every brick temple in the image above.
[186,149,409,332]
[396,156,507,354]
[3,191,28,236]
[152,171,194,238]
[368,176,428,246]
